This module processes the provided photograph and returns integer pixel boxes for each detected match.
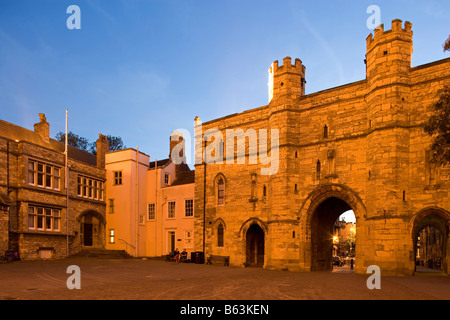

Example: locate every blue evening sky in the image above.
[0,1,448,199]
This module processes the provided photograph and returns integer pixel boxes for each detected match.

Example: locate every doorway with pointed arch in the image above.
[245,223,265,267]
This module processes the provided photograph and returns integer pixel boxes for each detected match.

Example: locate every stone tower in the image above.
[265,57,307,267]
[363,20,414,274]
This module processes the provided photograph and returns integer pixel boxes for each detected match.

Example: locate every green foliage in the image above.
[55,131,90,151]
[444,35,450,52]
[55,132,126,154]
[90,135,126,154]
[424,86,450,166]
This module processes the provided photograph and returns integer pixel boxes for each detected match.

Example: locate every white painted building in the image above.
[105,133,195,258]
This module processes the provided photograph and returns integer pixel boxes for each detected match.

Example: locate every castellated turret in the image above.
[268,57,306,102]
[365,19,413,89]
[365,19,413,128]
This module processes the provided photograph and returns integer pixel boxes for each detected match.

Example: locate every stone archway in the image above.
[78,210,105,248]
[239,218,268,267]
[299,184,366,273]
[246,224,265,267]
[411,207,450,274]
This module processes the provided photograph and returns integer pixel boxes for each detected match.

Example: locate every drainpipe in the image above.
[135,146,139,257]
[6,140,10,250]
[65,109,69,258]
[203,140,206,261]
[154,159,157,256]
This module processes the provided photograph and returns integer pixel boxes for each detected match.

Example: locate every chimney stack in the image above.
[170,131,186,180]
[170,131,185,160]
[34,113,50,143]
[96,134,110,168]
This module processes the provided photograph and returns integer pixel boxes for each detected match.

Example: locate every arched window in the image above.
[217,177,225,205]
[316,160,321,180]
[217,223,224,247]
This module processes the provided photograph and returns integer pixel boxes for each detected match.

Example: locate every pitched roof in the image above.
[171,170,195,186]
[0,119,97,166]
[149,158,170,169]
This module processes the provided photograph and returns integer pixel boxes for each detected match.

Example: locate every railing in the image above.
[118,238,135,256]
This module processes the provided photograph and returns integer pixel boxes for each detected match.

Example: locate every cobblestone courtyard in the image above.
[1,257,449,301]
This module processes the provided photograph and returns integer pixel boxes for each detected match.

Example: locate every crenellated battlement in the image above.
[365,19,413,84]
[366,19,412,52]
[270,57,305,75]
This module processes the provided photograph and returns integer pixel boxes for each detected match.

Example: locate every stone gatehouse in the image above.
[194,20,450,276]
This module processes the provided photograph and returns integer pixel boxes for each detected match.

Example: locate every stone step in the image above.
[71,249,133,259]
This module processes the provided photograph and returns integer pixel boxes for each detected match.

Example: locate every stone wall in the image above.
[194,20,450,275]
[0,133,106,260]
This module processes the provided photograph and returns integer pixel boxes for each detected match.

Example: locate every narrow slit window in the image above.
[323,125,328,138]
[316,160,321,180]
[217,223,224,247]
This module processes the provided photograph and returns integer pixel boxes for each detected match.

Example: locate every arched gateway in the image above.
[411,207,450,274]
[299,184,366,272]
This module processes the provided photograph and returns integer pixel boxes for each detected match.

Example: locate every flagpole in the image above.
[65,109,69,258]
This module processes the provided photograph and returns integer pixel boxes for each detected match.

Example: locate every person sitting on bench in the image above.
[180,249,188,262]
[174,248,180,263]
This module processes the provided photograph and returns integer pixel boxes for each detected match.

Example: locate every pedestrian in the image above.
[174,248,180,263]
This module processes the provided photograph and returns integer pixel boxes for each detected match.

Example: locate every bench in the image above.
[165,253,175,262]
[207,255,229,266]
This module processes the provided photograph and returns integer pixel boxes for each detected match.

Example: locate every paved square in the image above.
[1,257,449,300]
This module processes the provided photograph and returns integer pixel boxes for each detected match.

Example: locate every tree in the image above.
[106,135,126,151]
[444,35,450,52]
[55,132,126,154]
[89,135,126,154]
[424,86,450,166]
[55,131,90,151]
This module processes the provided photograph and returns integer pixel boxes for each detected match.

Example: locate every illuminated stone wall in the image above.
[194,20,450,276]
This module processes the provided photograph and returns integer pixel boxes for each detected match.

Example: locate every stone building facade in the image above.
[194,20,450,275]
[0,114,108,259]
